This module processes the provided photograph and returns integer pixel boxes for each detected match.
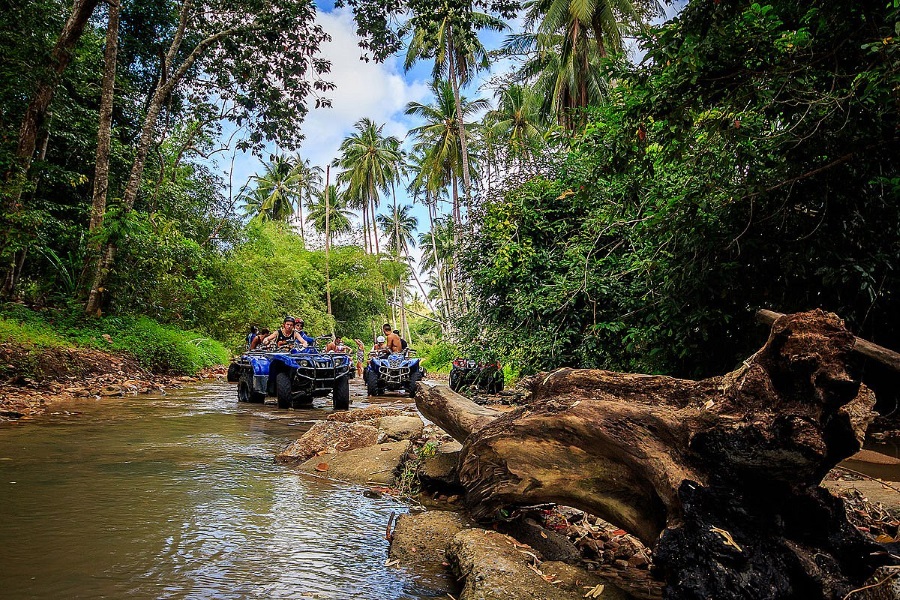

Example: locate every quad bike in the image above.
[227,336,352,410]
[364,349,426,398]
[448,358,504,394]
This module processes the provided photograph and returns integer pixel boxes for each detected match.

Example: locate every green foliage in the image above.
[419,339,458,373]
[461,0,900,378]
[0,304,228,374]
[0,314,72,350]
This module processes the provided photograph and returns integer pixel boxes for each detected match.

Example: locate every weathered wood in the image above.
[757,308,900,373]
[418,310,897,599]
[417,380,500,441]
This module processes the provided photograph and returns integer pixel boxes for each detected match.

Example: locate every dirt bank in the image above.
[0,341,223,421]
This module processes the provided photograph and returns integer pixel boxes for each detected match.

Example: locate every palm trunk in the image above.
[369,178,380,255]
[447,39,472,219]
[324,165,332,315]
[361,200,370,254]
[79,0,120,300]
[451,174,460,239]
[402,238,437,315]
[425,193,450,325]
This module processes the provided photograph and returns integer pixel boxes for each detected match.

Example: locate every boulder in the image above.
[275,420,379,464]
[447,528,624,599]
[378,415,424,442]
[327,406,404,423]
[299,440,412,485]
[389,510,472,566]
[419,441,463,493]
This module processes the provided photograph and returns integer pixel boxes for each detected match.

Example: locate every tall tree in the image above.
[524,0,659,59]
[503,30,609,127]
[1,0,103,297]
[406,80,488,228]
[403,0,507,211]
[484,82,545,164]
[85,0,333,314]
[240,155,317,224]
[333,118,403,256]
[78,0,121,296]
[307,184,353,241]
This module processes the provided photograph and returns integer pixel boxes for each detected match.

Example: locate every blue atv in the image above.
[364,349,425,398]
[226,336,352,410]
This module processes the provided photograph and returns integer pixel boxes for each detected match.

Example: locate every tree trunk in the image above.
[79,0,120,302]
[447,39,471,220]
[369,180,380,255]
[403,240,436,315]
[425,192,451,326]
[1,0,102,297]
[362,200,370,254]
[324,166,331,315]
[85,1,237,314]
[4,0,101,209]
[417,310,896,599]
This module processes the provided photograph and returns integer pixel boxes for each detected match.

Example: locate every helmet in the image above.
[376,335,386,343]
[283,316,295,324]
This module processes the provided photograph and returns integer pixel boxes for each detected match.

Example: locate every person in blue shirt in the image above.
[246,325,259,348]
[294,319,316,346]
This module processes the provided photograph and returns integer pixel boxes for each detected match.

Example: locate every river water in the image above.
[0,381,446,599]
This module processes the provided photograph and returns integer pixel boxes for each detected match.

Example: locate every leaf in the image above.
[710,526,743,552]
[583,584,605,598]
[315,462,329,472]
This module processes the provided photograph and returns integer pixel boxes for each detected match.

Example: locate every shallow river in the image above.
[0,382,445,599]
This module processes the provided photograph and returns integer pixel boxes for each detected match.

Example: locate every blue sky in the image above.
[219,0,519,263]
[217,1,685,267]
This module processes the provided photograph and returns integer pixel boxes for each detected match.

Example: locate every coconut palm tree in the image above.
[240,155,300,221]
[376,203,418,256]
[239,154,320,226]
[484,83,546,165]
[509,0,661,128]
[525,0,660,59]
[406,80,489,228]
[503,30,609,128]
[333,118,403,255]
[292,157,324,242]
[403,2,507,205]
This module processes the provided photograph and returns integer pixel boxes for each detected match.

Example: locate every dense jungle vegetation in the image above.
[0,0,897,378]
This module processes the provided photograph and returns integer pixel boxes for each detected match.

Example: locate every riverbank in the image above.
[0,304,228,421]
[0,343,225,420]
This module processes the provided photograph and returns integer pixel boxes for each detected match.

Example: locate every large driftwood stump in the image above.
[417,310,896,599]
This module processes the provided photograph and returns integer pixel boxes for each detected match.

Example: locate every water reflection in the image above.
[0,382,446,599]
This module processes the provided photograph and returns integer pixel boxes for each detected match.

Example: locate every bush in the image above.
[420,340,459,374]
[0,304,229,375]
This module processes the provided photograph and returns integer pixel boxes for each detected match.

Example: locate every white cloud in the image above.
[297,7,431,172]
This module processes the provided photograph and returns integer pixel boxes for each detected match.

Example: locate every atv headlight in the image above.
[300,359,310,367]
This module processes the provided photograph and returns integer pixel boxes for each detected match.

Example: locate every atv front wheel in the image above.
[365,369,378,397]
[332,376,350,410]
[275,371,293,409]
[407,371,422,398]
[238,371,265,403]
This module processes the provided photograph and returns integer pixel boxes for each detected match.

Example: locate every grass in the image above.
[0,303,229,375]
[420,340,459,374]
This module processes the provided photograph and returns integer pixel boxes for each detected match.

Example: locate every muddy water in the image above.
[0,382,444,599]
